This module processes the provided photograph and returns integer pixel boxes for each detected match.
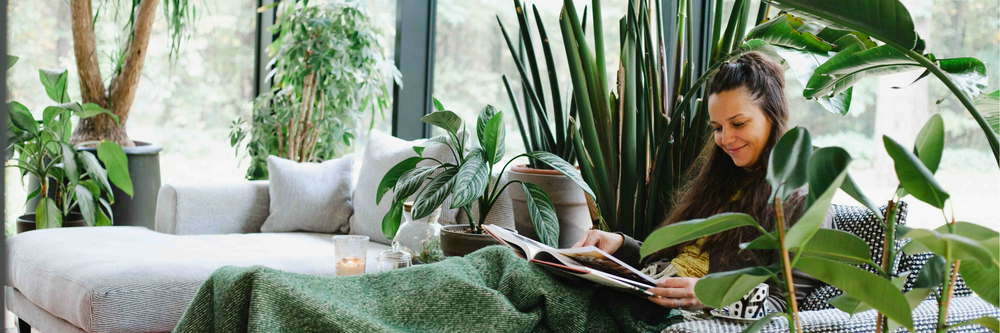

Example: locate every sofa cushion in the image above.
[261,154,355,233]
[5,227,388,333]
[350,130,461,245]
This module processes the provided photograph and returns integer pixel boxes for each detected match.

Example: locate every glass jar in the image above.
[393,202,444,264]
[377,241,413,272]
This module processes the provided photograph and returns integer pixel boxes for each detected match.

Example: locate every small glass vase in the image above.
[393,202,444,264]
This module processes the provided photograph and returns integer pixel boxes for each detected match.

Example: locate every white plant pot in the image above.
[506,165,592,248]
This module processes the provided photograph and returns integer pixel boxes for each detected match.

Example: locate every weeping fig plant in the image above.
[375,99,594,248]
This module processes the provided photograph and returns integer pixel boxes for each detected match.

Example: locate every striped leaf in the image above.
[481,110,506,164]
[451,149,489,209]
[78,151,115,204]
[525,151,595,199]
[412,168,459,220]
[392,166,438,202]
[376,156,423,205]
[75,185,98,226]
[521,182,559,248]
[421,110,463,137]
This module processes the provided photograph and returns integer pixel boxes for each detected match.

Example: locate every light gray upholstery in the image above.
[261,154,354,233]
[5,226,389,333]
[155,181,270,235]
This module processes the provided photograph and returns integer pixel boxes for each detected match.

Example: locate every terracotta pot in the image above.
[16,213,88,233]
[506,165,591,248]
[439,224,508,257]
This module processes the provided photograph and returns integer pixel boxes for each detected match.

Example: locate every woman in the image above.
[573,51,827,312]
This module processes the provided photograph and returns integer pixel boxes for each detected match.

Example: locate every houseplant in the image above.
[6,67,134,232]
[61,0,191,228]
[496,0,592,246]
[230,0,400,180]
[377,100,594,255]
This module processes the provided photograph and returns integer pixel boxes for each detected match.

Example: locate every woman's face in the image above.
[708,87,772,168]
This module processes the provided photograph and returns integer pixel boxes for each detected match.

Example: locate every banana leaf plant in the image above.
[640,127,915,333]
[826,115,999,333]
[760,0,998,166]
[376,99,594,247]
[5,66,134,229]
[495,0,588,169]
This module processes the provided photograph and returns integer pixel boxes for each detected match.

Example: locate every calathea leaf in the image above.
[381,200,405,240]
[482,110,506,164]
[525,151,595,199]
[477,105,498,148]
[450,149,489,209]
[376,156,423,205]
[421,110,463,137]
[392,166,438,202]
[521,182,559,248]
[412,168,459,220]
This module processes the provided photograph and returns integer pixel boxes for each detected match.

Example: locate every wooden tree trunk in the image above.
[68,0,160,147]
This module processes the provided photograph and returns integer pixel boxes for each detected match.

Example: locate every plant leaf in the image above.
[78,151,114,204]
[412,168,459,220]
[828,293,873,315]
[913,114,944,174]
[640,213,759,258]
[79,103,120,124]
[482,110,506,164]
[913,254,946,289]
[903,228,996,268]
[74,184,97,226]
[937,57,989,98]
[746,14,833,52]
[937,221,1000,243]
[525,151,595,199]
[450,149,489,209]
[381,200,405,240]
[412,146,425,156]
[97,141,133,197]
[796,229,872,265]
[795,256,913,331]
[7,101,38,136]
[785,147,850,249]
[959,260,999,307]
[953,316,1000,333]
[421,110,463,137]
[975,90,998,135]
[476,104,498,150]
[804,44,920,100]
[7,55,18,69]
[767,127,812,202]
[376,156,423,205]
[521,182,559,248]
[432,97,445,111]
[60,143,79,184]
[765,0,918,50]
[392,166,437,202]
[35,197,61,229]
[97,197,113,226]
[883,135,949,208]
[693,266,773,309]
[39,68,70,104]
[840,173,884,222]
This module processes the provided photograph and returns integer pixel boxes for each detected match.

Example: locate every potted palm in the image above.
[6,66,133,233]
[496,1,592,247]
[230,0,399,179]
[376,100,594,256]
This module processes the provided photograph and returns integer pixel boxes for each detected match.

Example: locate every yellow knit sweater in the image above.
[670,237,710,278]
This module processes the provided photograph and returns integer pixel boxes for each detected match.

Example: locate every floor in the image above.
[5,308,39,333]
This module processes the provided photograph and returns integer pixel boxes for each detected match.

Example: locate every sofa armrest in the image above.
[155,181,270,235]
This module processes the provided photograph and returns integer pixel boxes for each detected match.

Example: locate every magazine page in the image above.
[530,260,655,298]
[553,247,658,285]
[482,224,542,259]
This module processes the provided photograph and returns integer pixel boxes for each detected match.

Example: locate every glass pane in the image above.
[432,0,627,167]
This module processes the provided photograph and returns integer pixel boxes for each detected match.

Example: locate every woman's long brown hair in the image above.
[648,51,791,270]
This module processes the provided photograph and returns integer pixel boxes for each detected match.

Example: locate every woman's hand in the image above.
[571,230,624,254]
[647,277,707,310]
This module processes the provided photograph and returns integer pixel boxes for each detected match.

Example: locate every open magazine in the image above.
[483,224,661,298]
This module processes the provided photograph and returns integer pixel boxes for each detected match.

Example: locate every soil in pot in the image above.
[440,224,506,257]
[17,213,88,233]
[506,165,592,248]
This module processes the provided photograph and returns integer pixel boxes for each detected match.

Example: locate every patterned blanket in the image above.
[174,245,680,333]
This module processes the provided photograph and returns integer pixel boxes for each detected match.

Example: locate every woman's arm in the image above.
[613,232,643,268]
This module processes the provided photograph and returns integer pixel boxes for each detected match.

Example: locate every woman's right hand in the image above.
[572,230,624,254]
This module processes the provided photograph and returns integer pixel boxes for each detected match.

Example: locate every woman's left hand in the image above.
[647,277,707,310]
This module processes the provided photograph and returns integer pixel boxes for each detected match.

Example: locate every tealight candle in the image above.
[336,257,366,276]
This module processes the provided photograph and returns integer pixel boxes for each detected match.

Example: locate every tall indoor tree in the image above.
[68,0,193,146]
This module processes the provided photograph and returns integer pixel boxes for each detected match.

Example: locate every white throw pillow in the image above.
[260,154,355,233]
[349,130,461,245]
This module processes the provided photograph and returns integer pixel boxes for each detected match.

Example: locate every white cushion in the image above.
[350,130,461,244]
[5,226,388,332]
[261,154,355,233]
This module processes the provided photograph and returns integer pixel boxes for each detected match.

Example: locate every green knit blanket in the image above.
[174,245,680,333]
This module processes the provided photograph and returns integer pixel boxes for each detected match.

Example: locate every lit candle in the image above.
[336,257,366,276]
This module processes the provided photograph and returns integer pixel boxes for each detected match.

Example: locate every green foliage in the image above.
[376,101,592,246]
[5,65,129,229]
[767,127,812,202]
[693,266,773,309]
[231,0,400,180]
[639,213,762,258]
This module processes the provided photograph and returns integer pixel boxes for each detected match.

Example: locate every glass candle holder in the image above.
[332,235,369,276]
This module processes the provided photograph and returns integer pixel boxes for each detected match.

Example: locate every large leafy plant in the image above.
[231,0,400,180]
[376,100,593,247]
[495,0,586,169]
[641,127,916,333]
[828,115,999,333]
[5,66,134,229]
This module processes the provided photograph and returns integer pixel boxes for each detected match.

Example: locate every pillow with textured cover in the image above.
[261,154,355,233]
